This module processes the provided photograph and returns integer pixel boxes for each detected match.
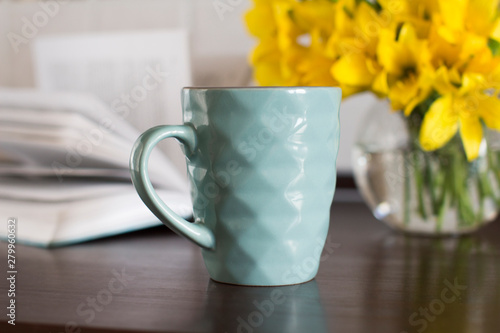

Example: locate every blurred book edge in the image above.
[0,88,191,247]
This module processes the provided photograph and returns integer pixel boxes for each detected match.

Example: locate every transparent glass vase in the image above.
[352,99,500,235]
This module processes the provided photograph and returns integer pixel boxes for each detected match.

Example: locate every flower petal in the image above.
[491,18,500,41]
[377,25,418,76]
[404,69,434,115]
[419,95,459,151]
[404,87,431,116]
[337,84,365,98]
[459,73,486,96]
[438,0,466,32]
[478,96,500,130]
[466,0,499,36]
[372,71,388,96]
[331,53,376,86]
[459,114,483,161]
[389,77,419,111]
[245,1,275,38]
[297,52,337,86]
[428,25,461,67]
[433,66,459,96]
[250,38,279,64]
[253,62,290,86]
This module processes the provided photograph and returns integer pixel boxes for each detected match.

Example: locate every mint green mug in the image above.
[130,87,341,286]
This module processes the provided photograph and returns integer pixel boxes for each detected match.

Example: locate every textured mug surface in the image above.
[130,87,341,286]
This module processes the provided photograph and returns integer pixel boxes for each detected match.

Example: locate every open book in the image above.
[0,88,192,247]
[32,29,192,175]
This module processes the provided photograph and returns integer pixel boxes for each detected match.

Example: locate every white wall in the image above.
[0,0,253,87]
[0,0,375,174]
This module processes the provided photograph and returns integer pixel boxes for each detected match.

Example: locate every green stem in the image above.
[453,151,476,227]
[424,153,439,215]
[451,151,460,207]
[435,154,454,231]
[488,150,500,205]
[413,151,428,220]
[477,173,485,223]
[404,150,411,226]
[436,186,449,232]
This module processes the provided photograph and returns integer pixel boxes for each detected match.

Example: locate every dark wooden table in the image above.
[1,193,500,333]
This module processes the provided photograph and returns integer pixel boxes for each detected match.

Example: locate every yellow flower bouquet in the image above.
[246,0,500,233]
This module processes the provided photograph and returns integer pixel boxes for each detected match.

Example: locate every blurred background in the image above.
[0,0,376,176]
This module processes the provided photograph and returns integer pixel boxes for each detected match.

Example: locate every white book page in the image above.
[0,188,192,247]
[0,89,138,141]
[32,30,192,176]
[0,88,188,191]
[0,177,133,202]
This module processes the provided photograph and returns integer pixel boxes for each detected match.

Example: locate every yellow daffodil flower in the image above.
[420,67,500,160]
[375,23,433,114]
[246,0,500,160]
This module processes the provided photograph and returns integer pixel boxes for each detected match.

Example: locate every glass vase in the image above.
[352,99,500,235]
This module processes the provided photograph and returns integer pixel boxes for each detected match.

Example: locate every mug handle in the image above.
[129,125,215,250]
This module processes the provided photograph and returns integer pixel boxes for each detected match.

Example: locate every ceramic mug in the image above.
[130,87,341,286]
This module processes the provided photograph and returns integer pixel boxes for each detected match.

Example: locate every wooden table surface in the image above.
[1,197,500,333]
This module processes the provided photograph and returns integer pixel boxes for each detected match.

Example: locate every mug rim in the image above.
[182,86,342,92]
